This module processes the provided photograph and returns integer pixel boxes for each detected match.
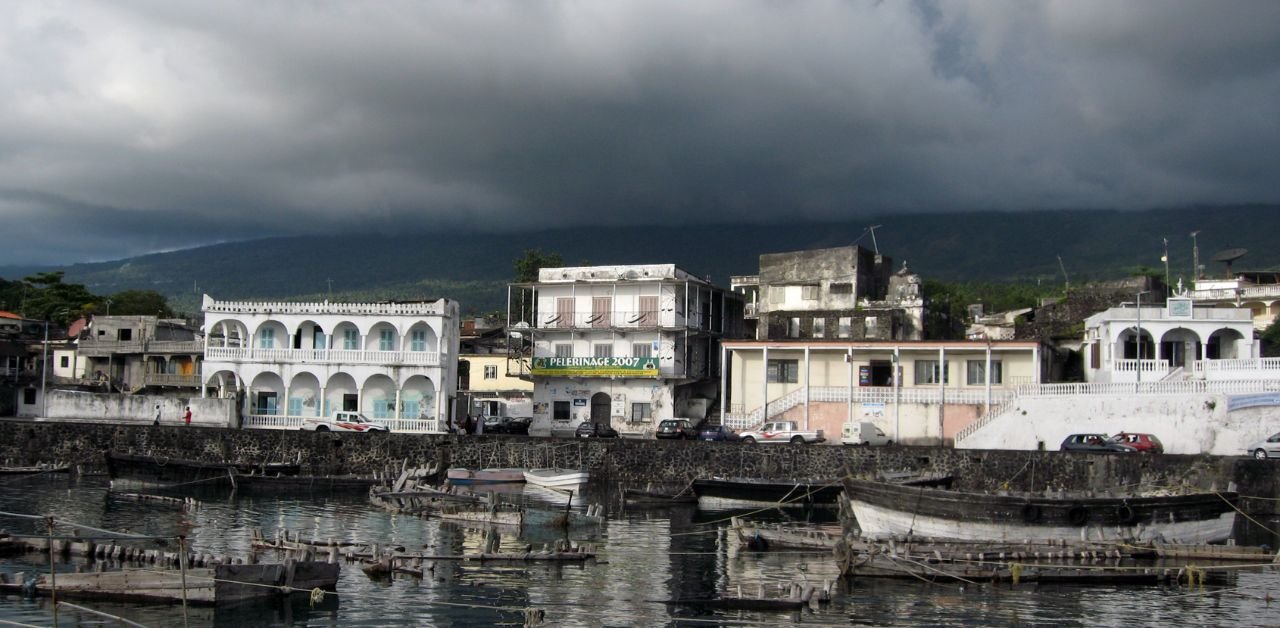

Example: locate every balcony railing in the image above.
[206,347,441,367]
[77,340,206,356]
[143,373,201,388]
[241,414,443,433]
[1187,285,1280,301]
[538,309,719,332]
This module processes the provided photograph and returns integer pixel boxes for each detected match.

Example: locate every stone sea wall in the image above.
[2,421,1275,503]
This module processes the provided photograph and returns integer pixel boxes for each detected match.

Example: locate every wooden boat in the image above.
[523,468,590,489]
[446,468,526,484]
[106,451,300,490]
[842,477,1239,544]
[623,488,697,505]
[0,464,70,475]
[730,516,842,550]
[0,560,339,605]
[692,477,843,507]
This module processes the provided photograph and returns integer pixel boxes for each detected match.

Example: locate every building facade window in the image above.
[638,296,658,327]
[379,329,394,351]
[553,400,571,422]
[837,317,852,338]
[801,285,820,300]
[830,282,853,294]
[788,318,801,338]
[630,402,652,422]
[966,360,1003,385]
[484,364,498,379]
[593,343,613,358]
[343,329,359,350]
[812,318,825,338]
[259,328,274,349]
[767,359,799,383]
[556,298,574,328]
[554,343,572,358]
[632,342,652,358]
[914,360,950,385]
[60,356,69,368]
[410,330,427,351]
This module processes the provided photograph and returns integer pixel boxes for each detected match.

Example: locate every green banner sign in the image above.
[530,356,659,377]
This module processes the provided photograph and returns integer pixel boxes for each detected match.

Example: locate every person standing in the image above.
[183,406,192,425]
[153,405,161,426]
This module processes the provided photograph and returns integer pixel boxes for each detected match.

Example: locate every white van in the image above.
[841,421,891,446]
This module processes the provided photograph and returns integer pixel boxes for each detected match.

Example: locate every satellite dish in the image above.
[1211,248,1248,277]
[1211,248,1247,263]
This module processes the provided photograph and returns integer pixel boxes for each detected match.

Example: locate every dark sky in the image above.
[2,1,1279,265]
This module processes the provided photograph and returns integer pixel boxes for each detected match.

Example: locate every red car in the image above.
[1111,432,1163,454]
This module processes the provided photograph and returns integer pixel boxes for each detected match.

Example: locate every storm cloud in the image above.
[2,1,1278,264]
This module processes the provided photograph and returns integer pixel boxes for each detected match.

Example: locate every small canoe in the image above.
[446,468,526,484]
[523,468,590,489]
[623,488,697,505]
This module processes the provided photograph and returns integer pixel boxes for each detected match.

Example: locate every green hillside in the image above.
[1,206,1274,316]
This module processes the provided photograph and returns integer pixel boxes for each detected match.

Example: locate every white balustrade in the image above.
[205,347,439,367]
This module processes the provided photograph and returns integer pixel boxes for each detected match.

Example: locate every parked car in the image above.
[301,411,391,433]
[738,421,825,444]
[1246,432,1280,459]
[1059,433,1136,453]
[841,421,892,446]
[698,425,740,442]
[656,418,699,440]
[1111,432,1164,454]
[485,416,532,435]
[575,422,619,438]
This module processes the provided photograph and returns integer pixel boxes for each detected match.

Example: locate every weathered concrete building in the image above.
[508,265,745,437]
[1187,270,1280,331]
[457,317,533,422]
[731,245,923,341]
[74,316,204,393]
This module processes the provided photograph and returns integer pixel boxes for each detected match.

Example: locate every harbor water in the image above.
[1,472,1279,627]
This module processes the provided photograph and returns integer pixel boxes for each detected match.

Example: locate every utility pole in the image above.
[1190,230,1201,282]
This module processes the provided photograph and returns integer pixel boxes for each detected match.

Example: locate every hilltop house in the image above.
[508,264,745,437]
[201,295,459,432]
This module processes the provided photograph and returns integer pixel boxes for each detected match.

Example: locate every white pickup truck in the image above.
[738,421,825,444]
[301,411,391,433]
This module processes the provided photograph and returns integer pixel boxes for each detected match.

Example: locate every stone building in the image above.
[201,295,459,432]
[730,245,924,341]
[508,265,744,437]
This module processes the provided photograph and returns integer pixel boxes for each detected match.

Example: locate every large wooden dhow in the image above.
[842,477,1239,544]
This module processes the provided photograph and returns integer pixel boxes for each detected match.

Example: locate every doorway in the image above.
[590,392,612,426]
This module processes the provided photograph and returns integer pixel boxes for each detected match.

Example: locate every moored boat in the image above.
[693,477,843,507]
[446,468,526,484]
[842,477,1238,544]
[622,488,697,505]
[523,468,590,489]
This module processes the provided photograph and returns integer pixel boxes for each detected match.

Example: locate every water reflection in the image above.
[0,474,1278,626]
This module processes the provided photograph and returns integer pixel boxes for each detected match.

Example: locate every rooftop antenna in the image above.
[865,226,885,255]
[1057,255,1070,292]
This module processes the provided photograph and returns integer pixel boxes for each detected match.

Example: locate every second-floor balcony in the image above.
[537,309,722,333]
[78,340,206,357]
[206,347,441,368]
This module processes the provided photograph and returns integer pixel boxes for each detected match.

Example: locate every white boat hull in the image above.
[522,469,590,489]
[850,500,1236,544]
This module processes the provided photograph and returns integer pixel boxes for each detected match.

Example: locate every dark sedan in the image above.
[575,422,619,438]
[1060,433,1136,453]
[698,425,740,442]
[485,416,532,435]
[656,419,698,440]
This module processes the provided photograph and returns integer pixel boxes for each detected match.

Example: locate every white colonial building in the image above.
[201,295,459,432]
[1081,295,1264,383]
[508,265,745,437]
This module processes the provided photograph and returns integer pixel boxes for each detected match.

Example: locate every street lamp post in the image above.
[40,319,49,418]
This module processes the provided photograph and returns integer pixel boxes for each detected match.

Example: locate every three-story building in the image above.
[508,265,744,437]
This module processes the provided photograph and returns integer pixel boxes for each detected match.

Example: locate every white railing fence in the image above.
[207,347,441,367]
[723,386,1016,432]
[241,414,443,433]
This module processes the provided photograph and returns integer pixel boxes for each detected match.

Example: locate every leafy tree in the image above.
[102,290,175,318]
[19,272,98,324]
[513,249,563,283]
[1262,316,1280,358]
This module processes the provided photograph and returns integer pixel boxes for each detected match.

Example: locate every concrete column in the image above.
[761,346,769,423]
[938,346,945,445]
[719,343,728,425]
[395,389,402,420]
[319,386,326,416]
[283,385,291,418]
[803,345,810,431]
[985,342,992,416]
